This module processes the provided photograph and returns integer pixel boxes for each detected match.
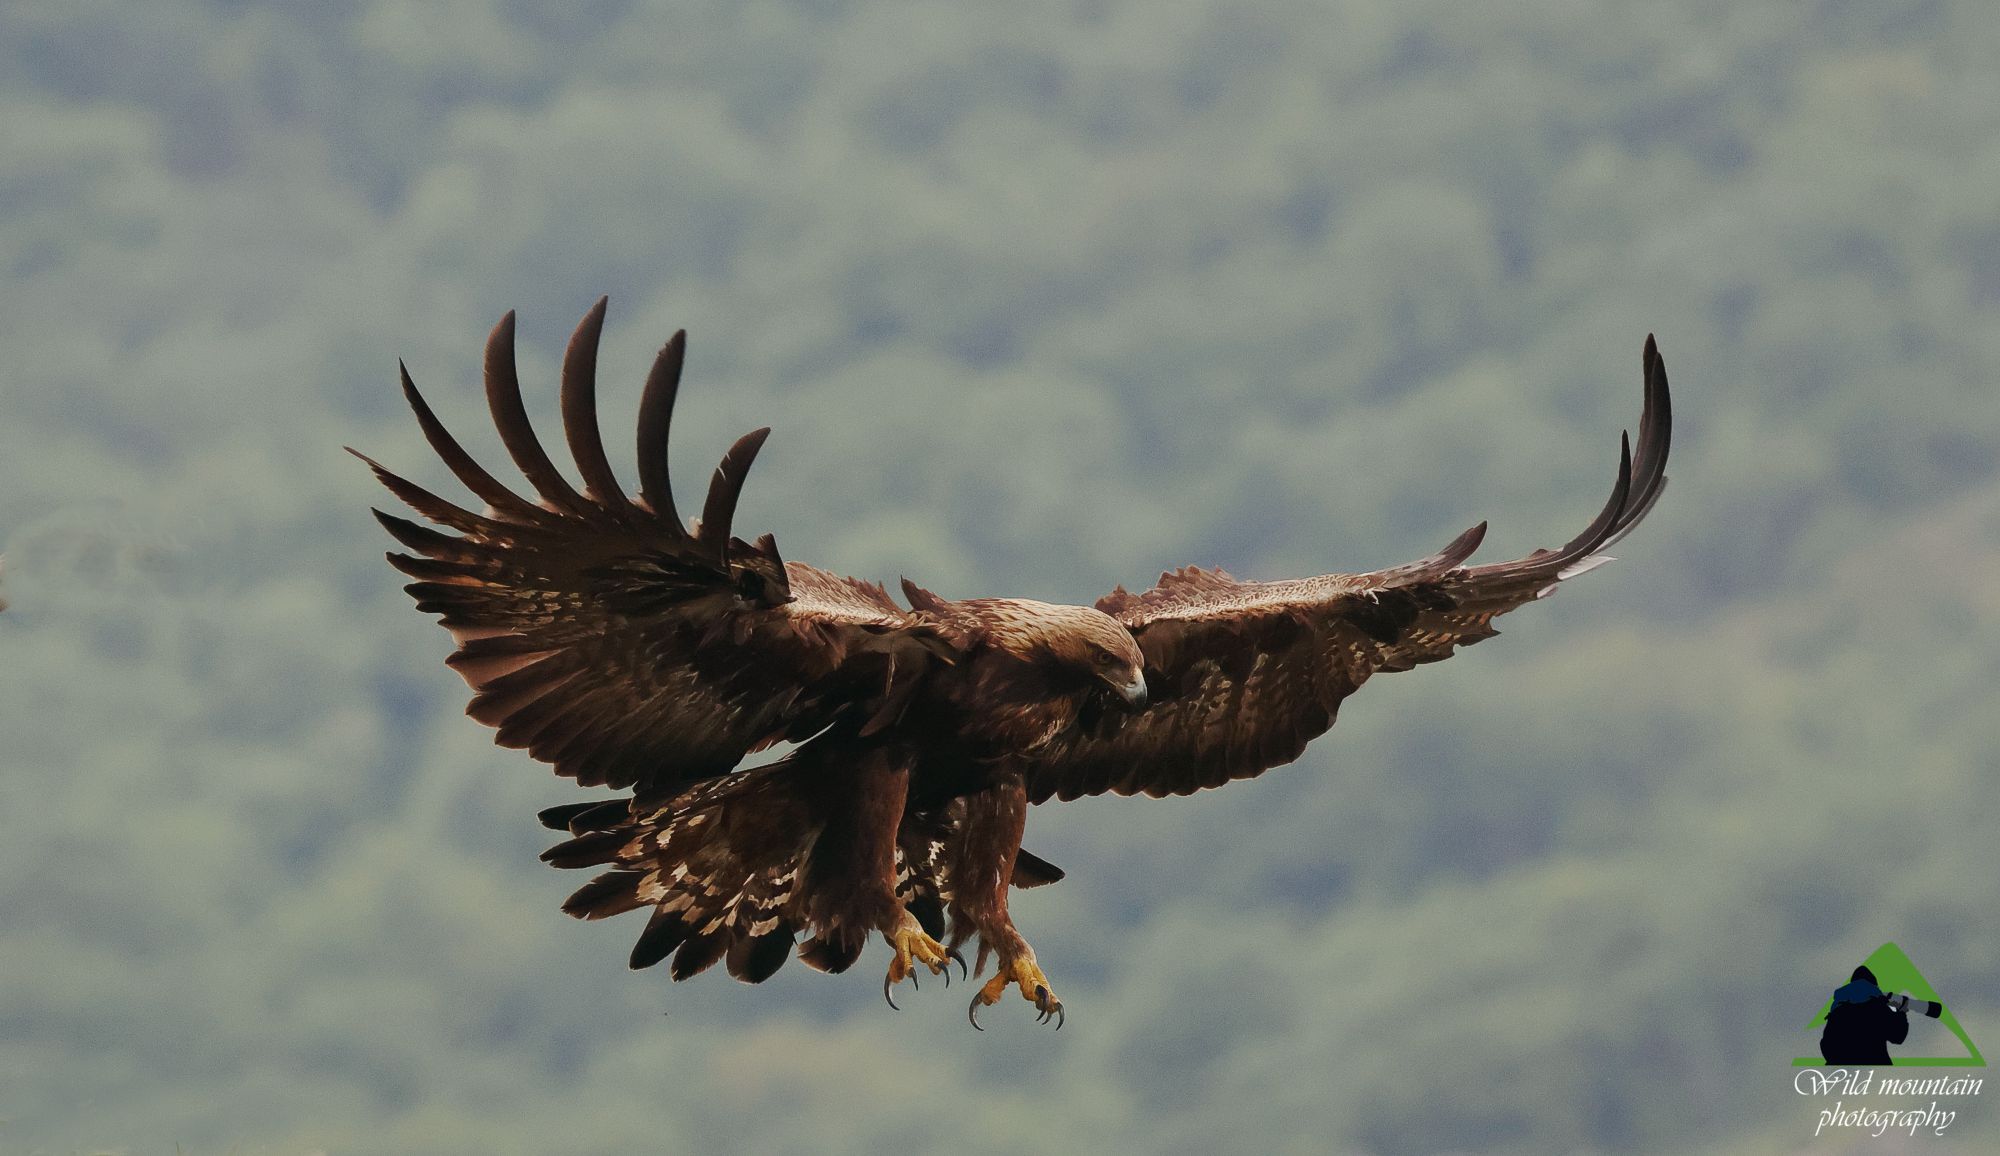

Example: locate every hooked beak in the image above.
[1113,672,1148,711]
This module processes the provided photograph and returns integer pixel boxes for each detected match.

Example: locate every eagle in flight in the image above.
[356,300,1670,1029]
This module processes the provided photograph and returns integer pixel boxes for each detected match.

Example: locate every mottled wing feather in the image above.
[358,301,953,799]
[1028,335,1671,804]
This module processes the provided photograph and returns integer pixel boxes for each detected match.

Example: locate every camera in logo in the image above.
[1885,993,1944,1020]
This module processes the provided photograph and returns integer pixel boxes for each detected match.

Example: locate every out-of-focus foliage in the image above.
[2,1,1997,1152]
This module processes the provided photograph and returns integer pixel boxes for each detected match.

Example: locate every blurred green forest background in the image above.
[3,1,1998,1152]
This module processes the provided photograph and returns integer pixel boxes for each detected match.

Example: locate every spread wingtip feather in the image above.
[561,296,632,513]
[635,330,689,530]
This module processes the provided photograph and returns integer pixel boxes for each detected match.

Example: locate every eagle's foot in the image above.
[882,911,956,1010]
[966,953,1063,1030]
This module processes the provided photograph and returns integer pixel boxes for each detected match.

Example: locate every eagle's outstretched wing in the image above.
[355,300,956,802]
[1025,335,1672,804]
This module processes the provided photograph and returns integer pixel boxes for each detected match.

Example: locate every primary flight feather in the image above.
[356,298,1671,1028]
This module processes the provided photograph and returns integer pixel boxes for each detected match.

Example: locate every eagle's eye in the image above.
[1096,651,1122,669]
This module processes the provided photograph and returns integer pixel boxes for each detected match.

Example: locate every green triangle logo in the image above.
[1795,942,1985,1066]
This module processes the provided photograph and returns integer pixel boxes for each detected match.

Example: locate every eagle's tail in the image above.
[539,757,1071,986]
[539,761,828,984]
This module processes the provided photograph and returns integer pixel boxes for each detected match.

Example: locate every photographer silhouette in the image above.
[1820,965,1909,1065]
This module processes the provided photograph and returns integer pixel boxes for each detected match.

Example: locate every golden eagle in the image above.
[356,300,1670,1028]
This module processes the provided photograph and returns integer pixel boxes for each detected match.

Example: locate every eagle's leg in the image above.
[804,746,952,1007]
[947,773,1064,1028]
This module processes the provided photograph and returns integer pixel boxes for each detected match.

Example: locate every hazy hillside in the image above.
[2,2,1996,1152]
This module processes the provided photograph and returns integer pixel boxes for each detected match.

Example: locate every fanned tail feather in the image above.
[543,766,815,984]
[544,775,1069,985]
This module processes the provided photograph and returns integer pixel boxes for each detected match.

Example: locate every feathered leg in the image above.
[947,772,1063,1028]
[796,746,952,1005]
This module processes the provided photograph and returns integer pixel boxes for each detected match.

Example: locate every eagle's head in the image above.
[983,599,1148,712]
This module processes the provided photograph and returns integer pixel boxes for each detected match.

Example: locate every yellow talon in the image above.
[882,912,951,1009]
[968,954,1064,1029]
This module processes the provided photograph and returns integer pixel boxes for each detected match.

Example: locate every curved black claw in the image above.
[1033,984,1065,1029]
[884,973,900,1011]
[968,993,987,1031]
[946,948,968,982]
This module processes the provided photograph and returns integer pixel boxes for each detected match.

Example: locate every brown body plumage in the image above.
[356,299,1671,1027]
